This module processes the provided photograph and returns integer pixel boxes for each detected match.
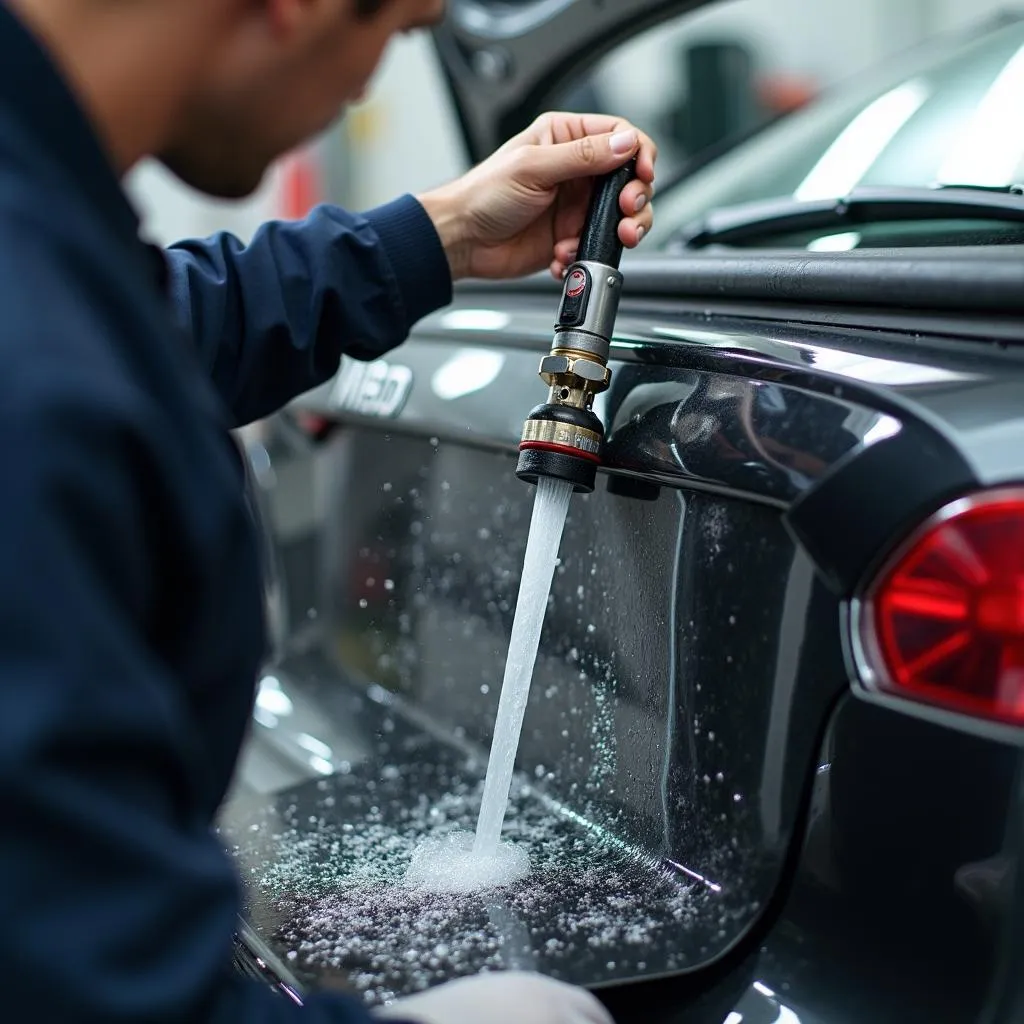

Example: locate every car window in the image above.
[647,15,1024,248]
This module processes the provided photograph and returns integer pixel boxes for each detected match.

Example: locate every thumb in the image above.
[522,130,638,189]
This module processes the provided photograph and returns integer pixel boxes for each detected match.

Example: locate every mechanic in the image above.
[0,0,655,1022]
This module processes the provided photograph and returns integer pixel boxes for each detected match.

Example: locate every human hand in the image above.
[417,112,656,282]
[375,970,613,1024]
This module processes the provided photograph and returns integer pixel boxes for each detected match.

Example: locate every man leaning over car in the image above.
[0,1,655,1023]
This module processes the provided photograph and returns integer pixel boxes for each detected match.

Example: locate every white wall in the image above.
[343,33,468,210]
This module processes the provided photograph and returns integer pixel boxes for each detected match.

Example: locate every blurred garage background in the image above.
[126,0,1020,247]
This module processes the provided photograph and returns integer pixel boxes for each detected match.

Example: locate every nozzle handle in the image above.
[576,157,637,269]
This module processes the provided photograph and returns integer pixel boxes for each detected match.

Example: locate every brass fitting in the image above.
[538,352,613,397]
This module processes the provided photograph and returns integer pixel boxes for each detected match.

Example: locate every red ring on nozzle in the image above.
[518,440,601,464]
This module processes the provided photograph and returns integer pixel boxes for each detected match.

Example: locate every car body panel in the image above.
[225,278,1024,1016]
[226,1,1024,1018]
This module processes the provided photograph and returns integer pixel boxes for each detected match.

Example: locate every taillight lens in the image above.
[857,488,1024,728]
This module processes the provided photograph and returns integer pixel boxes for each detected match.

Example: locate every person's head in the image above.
[163,0,446,197]
[13,0,446,198]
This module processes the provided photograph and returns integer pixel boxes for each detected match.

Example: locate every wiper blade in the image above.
[675,184,1024,249]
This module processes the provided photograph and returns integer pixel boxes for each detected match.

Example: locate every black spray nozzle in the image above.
[515,159,636,492]
[576,157,637,268]
[516,403,604,493]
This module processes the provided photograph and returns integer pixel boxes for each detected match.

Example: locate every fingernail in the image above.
[637,226,645,242]
[610,130,638,155]
[634,194,647,213]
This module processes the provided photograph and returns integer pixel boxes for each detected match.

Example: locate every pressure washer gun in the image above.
[515,159,636,494]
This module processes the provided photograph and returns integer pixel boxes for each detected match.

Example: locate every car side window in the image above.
[551,0,1024,251]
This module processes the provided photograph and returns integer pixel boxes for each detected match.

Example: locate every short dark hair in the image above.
[354,0,389,17]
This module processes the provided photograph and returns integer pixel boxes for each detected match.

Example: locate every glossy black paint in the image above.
[227,276,1024,1021]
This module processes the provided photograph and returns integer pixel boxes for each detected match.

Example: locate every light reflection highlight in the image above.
[795,79,930,200]
[431,348,506,400]
[862,415,901,446]
[807,231,860,252]
[438,309,511,331]
[255,675,293,717]
[938,42,1024,186]
[663,858,724,894]
[297,733,333,761]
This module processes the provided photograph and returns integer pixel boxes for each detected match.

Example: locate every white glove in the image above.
[375,971,614,1024]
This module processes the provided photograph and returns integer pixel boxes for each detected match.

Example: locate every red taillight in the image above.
[856,488,1024,729]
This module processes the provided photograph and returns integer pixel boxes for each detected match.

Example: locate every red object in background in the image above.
[278,148,322,221]
[756,74,817,116]
[863,489,1024,728]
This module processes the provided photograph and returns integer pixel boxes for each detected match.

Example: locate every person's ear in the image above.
[262,0,345,41]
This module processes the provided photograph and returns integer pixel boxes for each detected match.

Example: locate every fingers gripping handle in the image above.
[576,158,637,269]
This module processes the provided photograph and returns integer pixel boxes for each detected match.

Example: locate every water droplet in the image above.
[359,598,368,609]
[384,579,395,591]
[733,793,743,803]
[480,684,490,695]
[586,623,596,634]
[728,615,736,625]
[715,772,724,782]
[382,482,393,492]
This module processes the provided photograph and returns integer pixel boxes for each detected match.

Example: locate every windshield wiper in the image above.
[673,184,1024,249]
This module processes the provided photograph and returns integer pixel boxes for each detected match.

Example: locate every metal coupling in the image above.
[515,159,635,493]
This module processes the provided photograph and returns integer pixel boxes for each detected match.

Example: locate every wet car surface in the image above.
[226,2,1024,1020]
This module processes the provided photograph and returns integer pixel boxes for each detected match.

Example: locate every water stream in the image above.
[403,474,575,890]
[472,475,575,856]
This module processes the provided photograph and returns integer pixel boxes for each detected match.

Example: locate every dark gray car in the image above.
[226,5,1024,1022]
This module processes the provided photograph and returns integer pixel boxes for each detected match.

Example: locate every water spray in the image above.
[406,160,636,890]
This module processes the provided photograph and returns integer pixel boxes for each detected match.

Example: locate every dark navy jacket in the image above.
[0,6,451,1022]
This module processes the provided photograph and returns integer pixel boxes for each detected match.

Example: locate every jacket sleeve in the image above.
[164,196,453,427]
[0,362,390,1024]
